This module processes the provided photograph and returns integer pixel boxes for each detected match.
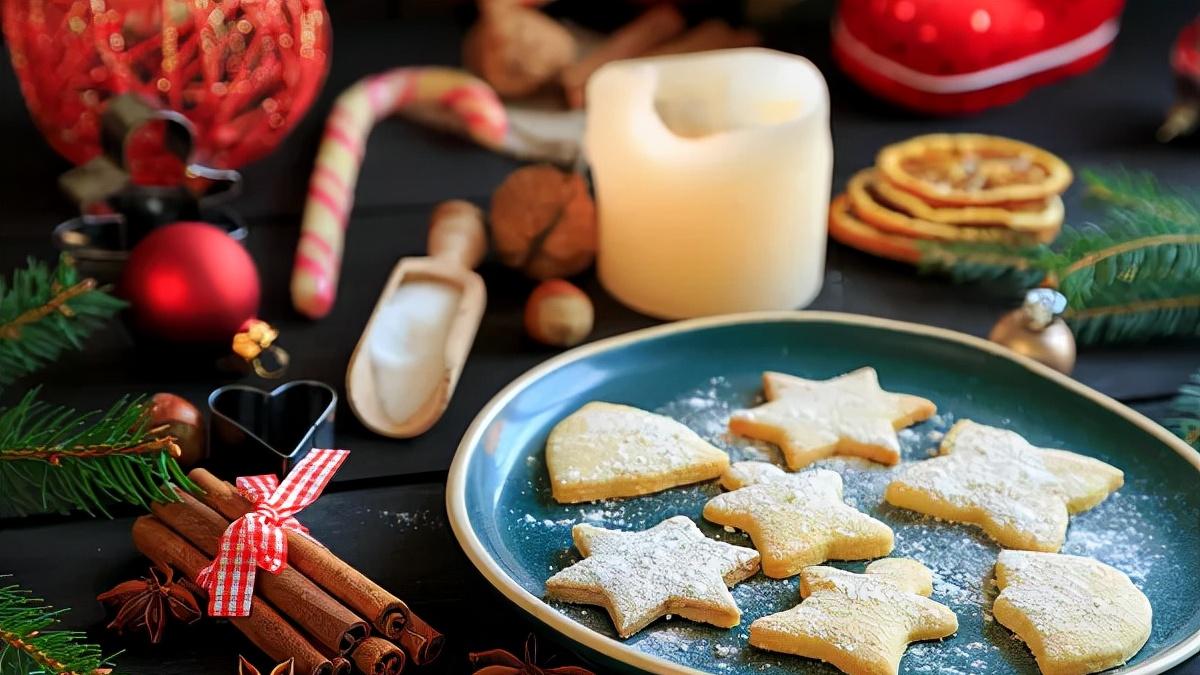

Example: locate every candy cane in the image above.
[291,67,508,319]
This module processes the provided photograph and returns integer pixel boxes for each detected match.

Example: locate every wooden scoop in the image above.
[346,201,487,438]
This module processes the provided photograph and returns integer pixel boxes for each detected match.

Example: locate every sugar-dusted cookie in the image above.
[703,461,894,578]
[546,402,729,503]
[750,558,958,675]
[993,551,1152,675]
[729,368,936,470]
[885,420,1123,551]
[544,516,760,638]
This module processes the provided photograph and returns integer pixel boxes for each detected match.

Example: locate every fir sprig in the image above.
[0,579,113,675]
[920,169,1200,344]
[1167,370,1200,450]
[0,255,125,391]
[0,391,198,518]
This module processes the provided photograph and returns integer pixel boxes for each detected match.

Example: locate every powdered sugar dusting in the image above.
[502,377,1194,674]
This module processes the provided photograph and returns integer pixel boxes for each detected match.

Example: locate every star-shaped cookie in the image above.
[993,551,1152,675]
[729,368,936,470]
[546,402,729,503]
[750,558,958,675]
[703,461,894,578]
[544,516,760,638]
[885,420,1124,552]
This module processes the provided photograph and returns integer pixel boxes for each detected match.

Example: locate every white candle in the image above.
[586,48,832,319]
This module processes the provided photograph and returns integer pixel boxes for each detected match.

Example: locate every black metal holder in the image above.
[53,93,244,282]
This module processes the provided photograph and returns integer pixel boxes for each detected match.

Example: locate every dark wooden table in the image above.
[1,2,1198,673]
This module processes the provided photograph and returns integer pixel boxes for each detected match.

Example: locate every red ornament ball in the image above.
[121,223,261,343]
[2,0,330,172]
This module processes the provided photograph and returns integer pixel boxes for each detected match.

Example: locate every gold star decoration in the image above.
[749,558,958,675]
[729,368,936,469]
[885,420,1124,551]
[544,516,760,638]
[703,461,893,578]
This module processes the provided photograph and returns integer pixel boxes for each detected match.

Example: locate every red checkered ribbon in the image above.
[196,449,350,616]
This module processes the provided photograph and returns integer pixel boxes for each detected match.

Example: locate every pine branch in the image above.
[918,169,1200,344]
[0,391,199,518]
[1167,370,1200,450]
[0,255,125,391]
[0,579,113,675]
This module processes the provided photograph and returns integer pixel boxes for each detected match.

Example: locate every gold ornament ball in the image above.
[989,309,1077,375]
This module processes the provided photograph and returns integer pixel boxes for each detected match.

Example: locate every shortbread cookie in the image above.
[885,420,1124,551]
[544,516,760,638]
[729,368,936,469]
[993,551,1152,675]
[704,461,894,578]
[750,558,958,675]
[546,402,729,503]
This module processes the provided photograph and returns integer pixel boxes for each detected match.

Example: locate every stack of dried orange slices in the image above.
[829,134,1073,264]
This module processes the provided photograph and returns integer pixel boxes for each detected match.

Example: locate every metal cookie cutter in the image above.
[206,381,338,480]
[53,93,245,281]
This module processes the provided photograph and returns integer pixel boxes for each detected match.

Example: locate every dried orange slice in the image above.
[877,134,1072,205]
[870,172,1064,232]
[828,194,921,264]
[846,170,1060,245]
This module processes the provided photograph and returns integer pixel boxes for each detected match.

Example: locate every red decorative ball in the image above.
[121,223,260,343]
[833,0,1125,115]
[2,0,330,172]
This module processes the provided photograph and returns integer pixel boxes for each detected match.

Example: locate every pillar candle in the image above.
[586,48,832,319]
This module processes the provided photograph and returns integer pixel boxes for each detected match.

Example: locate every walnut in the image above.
[463,5,576,98]
[490,164,596,280]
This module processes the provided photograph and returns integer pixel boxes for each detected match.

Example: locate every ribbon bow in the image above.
[196,449,349,617]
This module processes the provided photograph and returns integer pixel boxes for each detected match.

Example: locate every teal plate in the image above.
[446,313,1200,674]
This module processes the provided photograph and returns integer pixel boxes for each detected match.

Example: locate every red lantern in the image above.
[3,0,330,172]
[121,222,260,343]
[833,0,1125,115]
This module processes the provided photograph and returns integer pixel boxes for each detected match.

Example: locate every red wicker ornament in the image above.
[3,0,330,172]
[833,0,1124,115]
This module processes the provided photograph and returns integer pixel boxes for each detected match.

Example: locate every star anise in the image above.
[97,567,201,643]
[469,635,594,675]
[238,655,294,675]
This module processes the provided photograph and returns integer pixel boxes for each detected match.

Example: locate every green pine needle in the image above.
[0,390,198,518]
[0,579,114,675]
[0,255,126,391]
[1168,370,1200,451]
[918,169,1200,345]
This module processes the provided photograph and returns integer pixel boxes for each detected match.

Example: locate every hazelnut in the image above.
[147,392,205,467]
[525,279,594,347]
[490,164,597,280]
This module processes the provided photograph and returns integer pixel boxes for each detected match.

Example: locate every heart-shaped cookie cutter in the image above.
[206,380,337,479]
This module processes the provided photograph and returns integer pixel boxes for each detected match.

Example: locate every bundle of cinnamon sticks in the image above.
[132,468,442,675]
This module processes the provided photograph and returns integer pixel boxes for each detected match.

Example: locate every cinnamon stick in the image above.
[188,469,444,663]
[351,637,407,675]
[131,516,336,675]
[561,4,686,108]
[644,19,762,56]
[330,657,351,675]
[150,491,370,655]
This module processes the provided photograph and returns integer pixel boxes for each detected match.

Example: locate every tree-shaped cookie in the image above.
[993,551,1152,675]
[729,368,935,469]
[544,516,760,638]
[546,402,729,503]
[885,420,1124,551]
[703,461,894,578]
[750,558,958,675]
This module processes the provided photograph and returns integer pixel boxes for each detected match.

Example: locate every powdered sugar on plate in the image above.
[505,377,1192,674]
